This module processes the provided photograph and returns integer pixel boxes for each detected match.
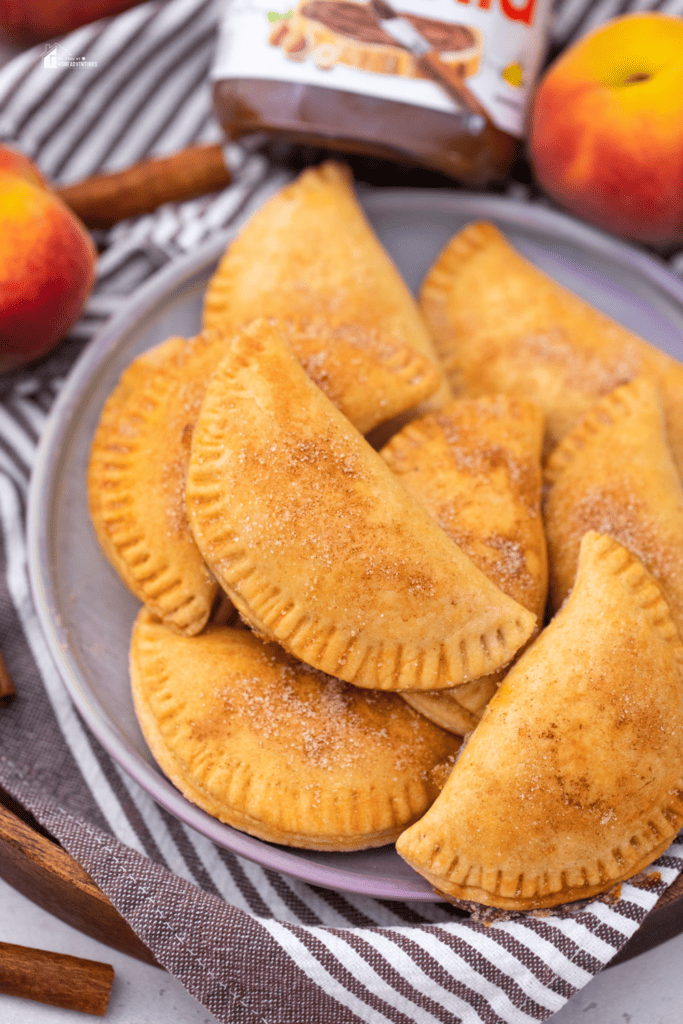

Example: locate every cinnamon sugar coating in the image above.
[397,533,683,910]
[131,611,461,850]
[186,320,536,691]
[204,161,452,413]
[544,378,683,634]
[269,317,441,434]
[420,221,683,476]
[381,395,547,732]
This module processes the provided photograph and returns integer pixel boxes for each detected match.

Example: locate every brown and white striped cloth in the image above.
[2,1,683,1021]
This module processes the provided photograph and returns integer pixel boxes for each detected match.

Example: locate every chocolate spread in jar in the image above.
[212,0,551,185]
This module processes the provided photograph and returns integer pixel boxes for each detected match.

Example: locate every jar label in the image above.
[212,0,551,138]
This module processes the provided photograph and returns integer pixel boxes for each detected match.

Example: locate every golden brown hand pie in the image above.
[398,675,500,736]
[186,319,536,690]
[420,221,683,475]
[130,610,462,851]
[204,160,452,412]
[380,395,547,732]
[397,532,683,910]
[544,377,683,633]
[88,333,225,635]
[88,311,437,634]
[268,318,441,434]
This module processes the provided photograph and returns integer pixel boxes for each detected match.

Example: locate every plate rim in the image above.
[26,188,683,902]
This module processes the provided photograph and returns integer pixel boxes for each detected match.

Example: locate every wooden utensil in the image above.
[0,791,158,966]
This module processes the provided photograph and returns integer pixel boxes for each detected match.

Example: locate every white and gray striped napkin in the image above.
[2,1,683,1022]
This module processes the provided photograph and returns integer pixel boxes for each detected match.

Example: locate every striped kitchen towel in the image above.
[2,1,683,1022]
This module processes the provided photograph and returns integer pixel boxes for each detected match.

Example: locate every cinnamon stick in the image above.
[0,651,15,703]
[0,941,114,1016]
[56,143,231,229]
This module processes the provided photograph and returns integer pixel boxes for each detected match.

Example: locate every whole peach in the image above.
[0,146,96,372]
[529,13,683,245]
[0,1,144,43]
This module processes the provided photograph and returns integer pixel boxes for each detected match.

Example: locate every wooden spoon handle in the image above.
[0,794,158,965]
[56,143,231,229]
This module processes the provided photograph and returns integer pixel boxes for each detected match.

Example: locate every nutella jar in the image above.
[211,0,552,185]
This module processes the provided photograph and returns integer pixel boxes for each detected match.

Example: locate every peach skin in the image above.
[0,1,144,44]
[0,146,96,372]
[529,13,683,245]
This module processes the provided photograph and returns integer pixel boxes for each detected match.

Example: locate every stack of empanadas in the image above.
[420,220,683,474]
[185,320,535,693]
[380,394,547,733]
[397,532,683,910]
[88,162,683,910]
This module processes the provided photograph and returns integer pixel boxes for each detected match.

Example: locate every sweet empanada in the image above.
[186,320,536,690]
[204,161,452,412]
[88,333,224,635]
[130,610,462,850]
[398,675,499,736]
[267,318,441,434]
[380,395,547,731]
[397,532,683,910]
[544,377,683,633]
[420,221,683,475]
[89,311,437,633]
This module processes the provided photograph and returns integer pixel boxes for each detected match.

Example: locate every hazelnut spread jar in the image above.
[212,0,552,185]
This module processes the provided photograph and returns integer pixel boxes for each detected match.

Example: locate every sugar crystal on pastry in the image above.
[88,306,442,634]
[265,317,441,434]
[204,160,452,414]
[544,377,683,633]
[420,221,683,475]
[186,319,536,691]
[130,611,462,851]
[380,394,547,731]
[397,532,683,910]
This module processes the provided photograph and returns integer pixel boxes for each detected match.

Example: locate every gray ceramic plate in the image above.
[27,190,683,902]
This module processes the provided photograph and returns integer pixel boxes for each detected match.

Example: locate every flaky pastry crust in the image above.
[420,221,683,476]
[186,320,536,690]
[130,611,461,850]
[381,395,547,732]
[397,532,683,910]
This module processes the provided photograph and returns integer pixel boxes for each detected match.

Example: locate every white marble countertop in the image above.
[2,871,683,1023]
